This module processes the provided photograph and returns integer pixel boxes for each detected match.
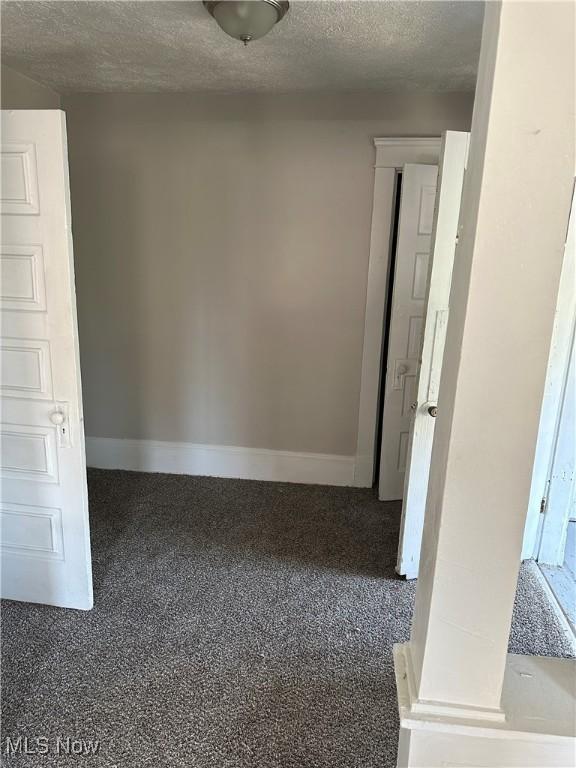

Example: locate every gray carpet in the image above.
[2,469,574,768]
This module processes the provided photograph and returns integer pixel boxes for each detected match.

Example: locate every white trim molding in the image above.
[86,437,356,487]
[374,137,443,169]
[394,642,576,767]
[396,642,505,725]
[354,137,441,487]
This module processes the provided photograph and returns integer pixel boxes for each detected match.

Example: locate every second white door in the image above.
[378,164,438,501]
[396,131,469,578]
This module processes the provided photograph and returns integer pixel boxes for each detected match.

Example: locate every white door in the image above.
[0,110,92,609]
[522,185,576,561]
[396,132,469,579]
[378,164,438,501]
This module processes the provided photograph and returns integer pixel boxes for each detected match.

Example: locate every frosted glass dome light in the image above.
[203,1,290,45]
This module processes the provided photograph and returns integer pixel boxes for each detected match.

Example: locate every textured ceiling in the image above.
[1,1,484,94]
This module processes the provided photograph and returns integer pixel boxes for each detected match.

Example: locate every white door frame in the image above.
[522,182,575,560]
[354,138,441,488]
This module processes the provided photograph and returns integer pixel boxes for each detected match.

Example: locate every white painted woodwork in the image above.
[0,110,92,610]
[378,164,438,501]
[0,142,40,215]
[355,139,441,488]
[395,0,575,763]
[0,244,47,311]
[522,186,576,560]
[397,131,469,579]
[372,139,443,169]
[538,325,575,565]
[86,436,355,487]
[395,644,576,767]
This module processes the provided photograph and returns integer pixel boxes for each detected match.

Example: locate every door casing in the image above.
[355,138,441,488]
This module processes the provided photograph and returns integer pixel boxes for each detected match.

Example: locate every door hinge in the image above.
[540,480,551,515]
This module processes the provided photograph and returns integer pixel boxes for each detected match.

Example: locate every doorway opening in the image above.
[377,134,468,576]
[354,137,442,492]
[373,171,402,488]
[522,186,575,637]
[536,321,576,636]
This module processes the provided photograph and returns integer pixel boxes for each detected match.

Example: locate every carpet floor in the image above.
[2,469,575,768]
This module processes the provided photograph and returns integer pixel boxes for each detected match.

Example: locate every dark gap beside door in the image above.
[373,171,402,488]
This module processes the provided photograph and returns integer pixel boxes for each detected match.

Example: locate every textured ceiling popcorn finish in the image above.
[1,1,484,94]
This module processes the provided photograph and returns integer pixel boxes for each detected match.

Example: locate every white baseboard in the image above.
[86,437,356,487]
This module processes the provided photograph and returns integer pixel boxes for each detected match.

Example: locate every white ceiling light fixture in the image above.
[203,1,290,46]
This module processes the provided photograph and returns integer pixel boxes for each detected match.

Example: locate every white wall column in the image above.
[394,1,575,764]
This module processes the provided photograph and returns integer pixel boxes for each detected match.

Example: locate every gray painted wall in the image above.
[1,65,61,108]
[65,92,473,456]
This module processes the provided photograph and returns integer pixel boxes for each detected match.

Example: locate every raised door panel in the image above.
[0,424,59,483]
[0,143,40,215]
[1,338,53,399]
[1,245,47,311]
[1,502,64,560]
